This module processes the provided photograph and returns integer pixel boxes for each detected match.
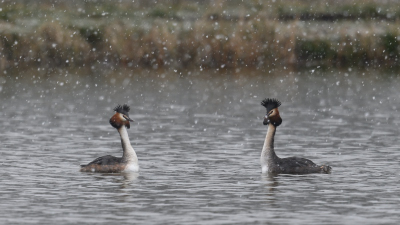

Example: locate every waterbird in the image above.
[260,98,331,174]
[80,104,139,173]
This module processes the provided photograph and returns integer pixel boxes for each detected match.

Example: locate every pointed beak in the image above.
[123,115,134,122]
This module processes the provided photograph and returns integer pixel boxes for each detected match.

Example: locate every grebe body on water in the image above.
[260,98,331,174]
[80,104,139,173]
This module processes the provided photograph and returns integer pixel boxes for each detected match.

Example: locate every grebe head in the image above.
[109,104,134,129]
[261,98,282,127]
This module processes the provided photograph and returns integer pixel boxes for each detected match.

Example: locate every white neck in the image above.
[118,126,139,171]
[260,123,278,173]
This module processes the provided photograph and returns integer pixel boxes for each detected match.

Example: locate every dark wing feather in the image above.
[81,155,122,167]
[277,157,324,174]
[281,157,317,167]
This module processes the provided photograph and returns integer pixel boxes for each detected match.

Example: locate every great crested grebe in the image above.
[260,98,331,174]
[80,104,139,173]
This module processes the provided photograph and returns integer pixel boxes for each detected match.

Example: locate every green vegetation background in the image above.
[1,0,400,71]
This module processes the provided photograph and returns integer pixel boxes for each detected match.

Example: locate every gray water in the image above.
[1,68,399,224]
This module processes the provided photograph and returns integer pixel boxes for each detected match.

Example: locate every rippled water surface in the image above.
[1,69,399,224]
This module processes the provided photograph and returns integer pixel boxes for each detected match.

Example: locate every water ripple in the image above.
[1,70,399,224]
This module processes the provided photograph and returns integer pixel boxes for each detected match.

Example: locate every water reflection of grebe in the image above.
[80,104,139,173]
[260,98,331,174]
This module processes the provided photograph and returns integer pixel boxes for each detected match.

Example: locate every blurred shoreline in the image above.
[1,0,400,71]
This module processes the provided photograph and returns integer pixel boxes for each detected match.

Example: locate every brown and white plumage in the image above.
[260,98,331,174]
[80,104,139,173]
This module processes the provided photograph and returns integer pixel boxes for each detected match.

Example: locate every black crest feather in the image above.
[261,98,281,112]
[113,104,131,116]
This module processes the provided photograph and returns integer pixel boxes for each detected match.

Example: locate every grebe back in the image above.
[260,98,331,174]
[80,104,139,173]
